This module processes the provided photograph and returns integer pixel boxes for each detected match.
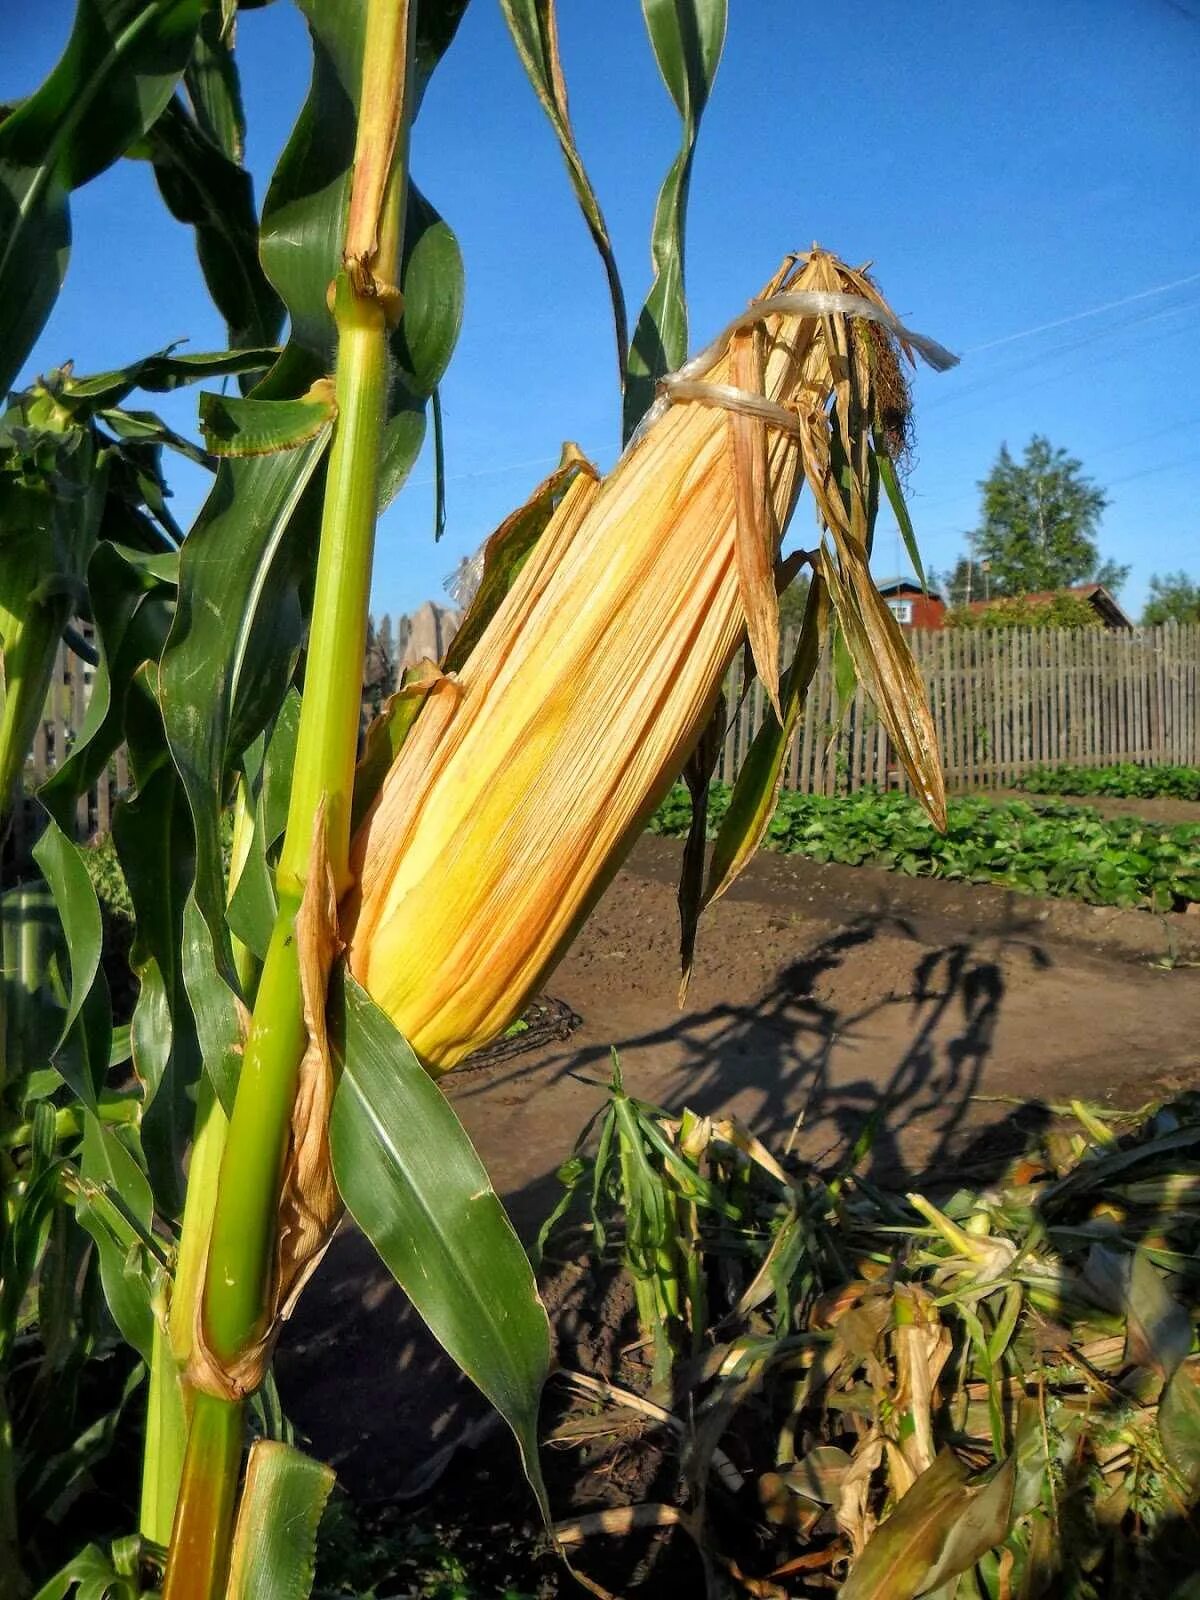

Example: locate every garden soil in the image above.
[279,835,1200,1507]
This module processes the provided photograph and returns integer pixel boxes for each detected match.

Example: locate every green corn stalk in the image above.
[161,4,417,1591]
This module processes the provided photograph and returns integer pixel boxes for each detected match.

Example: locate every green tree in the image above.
[1142,571,1200,625]
[777,571,811,634]
[971,436,1127,596]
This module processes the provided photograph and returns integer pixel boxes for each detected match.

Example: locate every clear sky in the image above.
[5,0,1199,620]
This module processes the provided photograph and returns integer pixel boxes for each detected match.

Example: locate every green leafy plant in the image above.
[651,783,1200,911]
[1017,763,1200,802]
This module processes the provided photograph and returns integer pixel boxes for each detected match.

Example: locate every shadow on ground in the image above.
[277,907,1059,1498]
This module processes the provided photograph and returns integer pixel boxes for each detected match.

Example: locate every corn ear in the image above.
[346,250,951,1068]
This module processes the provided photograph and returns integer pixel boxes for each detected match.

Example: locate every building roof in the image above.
[963,584,1132,629]
[875,575,944,601]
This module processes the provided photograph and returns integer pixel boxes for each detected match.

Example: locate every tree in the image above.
[969,436,1127,597]
[1143,571,1200,626]
[945,592,1101,630]
[777,571,811,634]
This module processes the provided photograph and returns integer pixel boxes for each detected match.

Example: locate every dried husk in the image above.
[345,250,948,1071]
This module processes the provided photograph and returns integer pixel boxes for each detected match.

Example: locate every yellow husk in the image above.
[344,251,939,1072]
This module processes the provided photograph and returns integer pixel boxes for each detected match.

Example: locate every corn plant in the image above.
[0,1,954,1595]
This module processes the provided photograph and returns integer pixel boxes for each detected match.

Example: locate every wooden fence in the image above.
[7,622,1199,868]
[714,622,1200,794]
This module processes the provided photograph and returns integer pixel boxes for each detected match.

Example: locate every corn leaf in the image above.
[184,0,246,162]
[142,95,285,351]
[499,0,628,388]
[160,409,331,944]
[442,444,596,674]
[875,435,928,594]
[39,543,173,822]
[0,0,203,392]
[159,414,332,1106]
[330,973,552,1522]
[622,0,728,440]
[224,1440,335,1600]
[1160,1363,1200,1494]
[259,1,465,376]
[919,1456,1015,1594]
[818,543,946,829]
[32,818,106,1109]
[838,1449,971,1600]
[228,692,302,959]
[113,763,200,1217]
[61,346,276,406]
[199,384,336,456]
[255,0,464,500]
[703,574,828,909]
[73,1113,156,1361]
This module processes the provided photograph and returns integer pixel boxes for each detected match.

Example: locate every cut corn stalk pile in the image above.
[539,1083,1200,1598]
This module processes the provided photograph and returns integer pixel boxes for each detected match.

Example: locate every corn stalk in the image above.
[160,4,417,1591]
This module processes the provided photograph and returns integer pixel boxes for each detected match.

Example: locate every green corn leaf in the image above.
[142,96,285,352]
[499,0,628,389]
[184,0,247,162]
[73,1113,157,1361]
[259,2,466,374]
[32,817,107,1108]
[703,574,828,908]
[30,1543,140,1600]
[622,0,728,441]
[0,881,66,1086]
[224,1440,335,1600]
[0,0,204,392]
[0,416,108,809]
[113,764,200,1217]
[228,690,302,959]
[160,404,332,940]
[199,384,337,456]
[330,972,552,1523]
[40,540,173,828]
[159,414,332,1105]
[61,345,277,407]
[875,434,928,594]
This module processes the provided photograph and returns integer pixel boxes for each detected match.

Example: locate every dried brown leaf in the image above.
[727,325,781,718]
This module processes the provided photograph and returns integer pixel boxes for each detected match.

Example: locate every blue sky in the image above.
[6,0,1200,620]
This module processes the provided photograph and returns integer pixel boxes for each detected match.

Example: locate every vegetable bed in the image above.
[1016,762,1200,801]
[650,784,1200,911]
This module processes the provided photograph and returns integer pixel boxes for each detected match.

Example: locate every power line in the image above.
[964,269,1200,355]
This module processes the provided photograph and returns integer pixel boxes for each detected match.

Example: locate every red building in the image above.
[875,577,1133,631]
[875,576,947,629]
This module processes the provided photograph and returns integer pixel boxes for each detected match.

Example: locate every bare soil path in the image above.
[279,837,1200,1497]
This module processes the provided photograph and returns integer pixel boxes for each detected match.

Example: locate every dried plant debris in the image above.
[540,1078,1200,1598]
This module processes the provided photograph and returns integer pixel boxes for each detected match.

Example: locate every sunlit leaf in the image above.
[330,972,551,1520]
[622,0,728,439]
[224,1440,335,1600]
[499,0,628,389]
[0,0,203,391]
